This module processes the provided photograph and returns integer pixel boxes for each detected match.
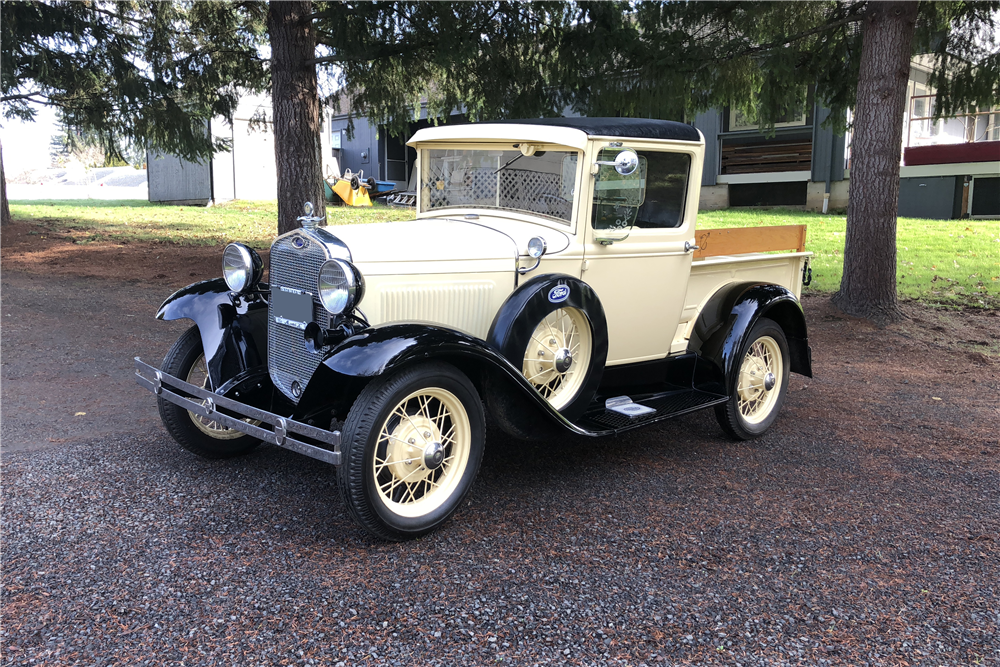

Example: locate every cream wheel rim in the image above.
[737,336,783,425]
[185,354,259,439]
[372,387,472,518]
[522,307,592,411]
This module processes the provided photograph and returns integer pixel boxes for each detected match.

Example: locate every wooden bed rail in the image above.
[693,224,807,259]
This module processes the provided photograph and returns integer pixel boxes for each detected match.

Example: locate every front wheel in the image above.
[157,325,261,459]
[714,317,790,440]
[338,362,485,541]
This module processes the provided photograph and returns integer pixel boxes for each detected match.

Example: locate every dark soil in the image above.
[0,219,251,286]
[2,226,998,665]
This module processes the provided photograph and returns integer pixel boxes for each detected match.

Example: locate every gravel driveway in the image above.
[2,271,998,666]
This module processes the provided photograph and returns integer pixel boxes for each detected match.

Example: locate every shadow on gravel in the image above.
[1,272,190,453]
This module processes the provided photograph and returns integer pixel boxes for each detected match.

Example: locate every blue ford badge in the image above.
[548,285,570,303]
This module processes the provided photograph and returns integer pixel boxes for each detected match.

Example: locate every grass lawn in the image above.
[9,199,999,308]
[698,209,999,308]
[7,199,412,250]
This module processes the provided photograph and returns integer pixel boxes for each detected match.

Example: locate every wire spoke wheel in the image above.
[157,325,260,459]
[736,336,783,424]
[372,387,472,518]
[715,318,790,440]
[522,307,592,411]
[339,362,485,540]
[185,353,259,439]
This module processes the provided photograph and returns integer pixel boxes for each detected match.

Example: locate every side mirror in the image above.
[595,148,639,176]
[592,147,646,245]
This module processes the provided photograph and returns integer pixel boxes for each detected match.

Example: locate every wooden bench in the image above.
[693,225,807,259]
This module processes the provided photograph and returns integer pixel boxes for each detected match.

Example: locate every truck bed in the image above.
[671,225,812,353]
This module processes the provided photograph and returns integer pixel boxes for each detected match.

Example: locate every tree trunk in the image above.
[831,1,918,326]
[267,1,325,236]
[1,140,11,226]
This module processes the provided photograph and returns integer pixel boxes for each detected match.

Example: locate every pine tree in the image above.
[5,1,997,325]
[1,1,269,224]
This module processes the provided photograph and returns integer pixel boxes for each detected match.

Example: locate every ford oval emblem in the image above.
[292,237,306,249]
[548,285,570,303]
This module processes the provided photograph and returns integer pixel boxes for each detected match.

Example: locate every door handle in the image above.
[684,241,700,253]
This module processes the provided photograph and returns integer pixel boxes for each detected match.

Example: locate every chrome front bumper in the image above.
[134,358,341,465]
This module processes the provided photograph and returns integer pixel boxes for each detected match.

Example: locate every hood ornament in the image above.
[296,201,326,230]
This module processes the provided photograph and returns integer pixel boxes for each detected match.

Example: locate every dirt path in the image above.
[0,272,191,452]
[1,222,222,452]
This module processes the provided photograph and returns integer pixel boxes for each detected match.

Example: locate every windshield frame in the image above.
[416,142,584,232]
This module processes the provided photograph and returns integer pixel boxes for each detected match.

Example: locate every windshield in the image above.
[421,148,578,223]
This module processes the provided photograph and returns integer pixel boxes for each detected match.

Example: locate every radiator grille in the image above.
[268,233,332,403]
[380,281,495,339]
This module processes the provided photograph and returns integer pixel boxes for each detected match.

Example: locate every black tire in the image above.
[714,317,790,440]
[482,373,562,442]
[338,362,485,541]
[157,325,261,459]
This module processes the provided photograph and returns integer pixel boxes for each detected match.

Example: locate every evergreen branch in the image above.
[713,9,866,63]
[306,54,346,66]
[309,39,433,65]
[1,92,47,103]
[85,5,146,28]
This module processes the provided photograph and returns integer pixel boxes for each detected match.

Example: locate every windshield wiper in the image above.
[494,154,524,174]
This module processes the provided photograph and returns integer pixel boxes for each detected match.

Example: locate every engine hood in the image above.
[329,218,520,276]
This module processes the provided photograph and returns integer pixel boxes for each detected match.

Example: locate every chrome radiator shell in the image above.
[267,227,351,403]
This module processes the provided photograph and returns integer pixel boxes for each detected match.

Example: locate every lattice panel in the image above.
[423,165,571,221]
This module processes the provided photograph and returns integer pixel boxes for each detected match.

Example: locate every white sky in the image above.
[1,106,59,175]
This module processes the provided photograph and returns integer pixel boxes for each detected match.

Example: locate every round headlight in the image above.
[222,243,262,293]
[318,259,363,315]
[527,236,547,259]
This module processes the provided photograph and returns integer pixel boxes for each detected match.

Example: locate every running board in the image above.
[576,388,727,432]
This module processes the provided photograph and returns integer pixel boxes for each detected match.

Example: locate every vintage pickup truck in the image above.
[136,117,813,541]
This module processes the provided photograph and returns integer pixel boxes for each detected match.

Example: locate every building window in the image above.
[728,88,811,132]
[729,106,808,132]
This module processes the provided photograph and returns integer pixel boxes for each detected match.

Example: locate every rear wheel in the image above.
[338,362,485,541]
[714,318,790,440]
[157,326,260,459]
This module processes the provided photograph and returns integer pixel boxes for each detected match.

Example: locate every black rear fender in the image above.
[157,278,268,388]
[696,283,812,393]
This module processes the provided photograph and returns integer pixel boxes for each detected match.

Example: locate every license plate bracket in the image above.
[272,287,314,330]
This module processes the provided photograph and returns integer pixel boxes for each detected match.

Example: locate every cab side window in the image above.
[635,151,690,229]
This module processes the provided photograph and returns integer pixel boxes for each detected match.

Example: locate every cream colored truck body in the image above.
[338,122,810,365]
[139,117,814,541]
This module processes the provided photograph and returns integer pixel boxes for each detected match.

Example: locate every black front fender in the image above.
[296,323,593,434]
[157,278,268,388]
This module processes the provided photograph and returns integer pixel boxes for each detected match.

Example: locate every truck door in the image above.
[582,147,698,366]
